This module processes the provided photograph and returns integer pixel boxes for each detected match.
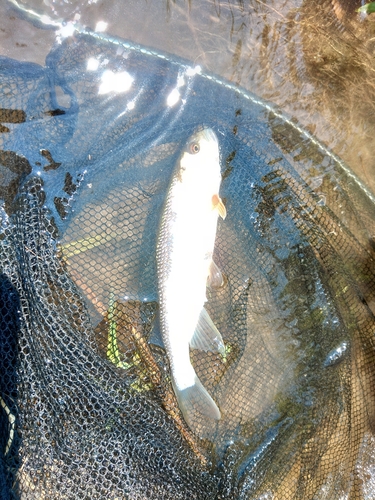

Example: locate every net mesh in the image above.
[1,29,375,499]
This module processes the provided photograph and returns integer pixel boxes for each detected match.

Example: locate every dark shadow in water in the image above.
[0,274,20,500]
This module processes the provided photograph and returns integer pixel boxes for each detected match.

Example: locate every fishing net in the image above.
[1,23,375,500]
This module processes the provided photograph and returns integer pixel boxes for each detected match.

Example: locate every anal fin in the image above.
[190,307,225,357]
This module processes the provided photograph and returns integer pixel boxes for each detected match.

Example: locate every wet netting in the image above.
[1,28,375,500]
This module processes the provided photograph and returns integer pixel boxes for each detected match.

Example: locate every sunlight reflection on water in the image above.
[3,0,375,194]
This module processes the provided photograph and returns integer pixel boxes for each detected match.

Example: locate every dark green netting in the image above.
[1,28,375,499]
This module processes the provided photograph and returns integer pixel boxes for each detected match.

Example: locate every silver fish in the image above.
[156,127,226,426]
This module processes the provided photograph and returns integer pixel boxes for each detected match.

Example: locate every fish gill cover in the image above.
[0,24,375,500]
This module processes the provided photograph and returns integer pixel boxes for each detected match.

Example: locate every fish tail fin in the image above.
[172,375,221,426]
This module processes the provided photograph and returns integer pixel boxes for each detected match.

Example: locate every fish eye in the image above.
[189,141,200,154]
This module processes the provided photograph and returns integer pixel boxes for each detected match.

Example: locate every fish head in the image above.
[179,127,220,178]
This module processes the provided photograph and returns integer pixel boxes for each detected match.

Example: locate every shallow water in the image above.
[2,0,375,193]
[1,2,375,498]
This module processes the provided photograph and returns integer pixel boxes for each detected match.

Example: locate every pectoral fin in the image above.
[207,259,224,288]
[172,375,221,426]
[190,307,225,357]
[212,194,227,219]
